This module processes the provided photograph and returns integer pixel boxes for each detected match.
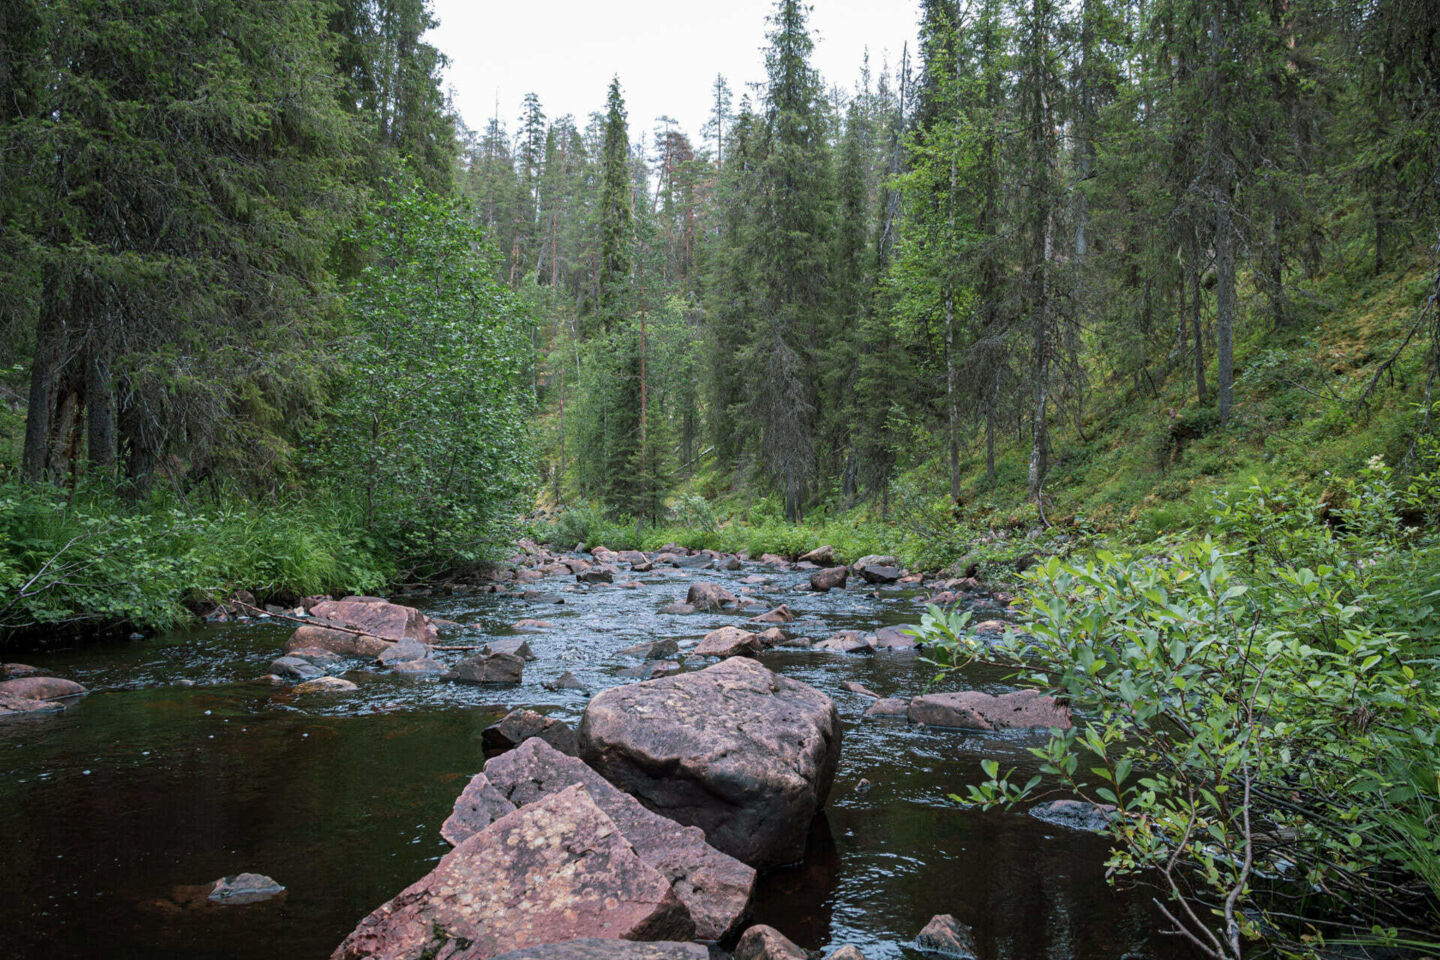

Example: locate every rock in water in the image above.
[294,677,358,694]
[544,671,588,693]
[485,638,537,661]
[579,657,841,869]
[490,942,705,960]
[914,915,977,959]
[285,625,390,660]
[686,583,738,612]
[812,632,874,654]
[799,545,838,566]
[448,652,525,685]
[482,710,578,756]
[809,567,848,592]
[0,676,86,700]
[1028,799,1118,833]
[825,947,866,960]
[858,565,902,585]
[906,689,1071,731]
[445,738,755,941]
[0,694,65,718]
[0,663,42,679]
[377,637,428,665]
[619,639,680,660]
[873,626,920,652]
[694,626,762,659]
[333,784,694,960]
[748,605,794,624]
[310,598,432,643]
[733,925,808,960]
[208,873,286,905]
[268,656,325,682]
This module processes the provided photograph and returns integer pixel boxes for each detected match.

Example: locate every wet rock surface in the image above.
[578,658,841,869]
[446,738,754,941]
[481,709,578,756]
[907,689,1071,731]
[735,924,810,960]
[334,784,694,960]
[488,941,708,960]
[914,915,978,959]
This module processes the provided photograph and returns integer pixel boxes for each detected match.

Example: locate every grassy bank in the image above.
[0,480,393,638]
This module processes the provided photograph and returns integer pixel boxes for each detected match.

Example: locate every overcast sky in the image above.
[427,0,920,151]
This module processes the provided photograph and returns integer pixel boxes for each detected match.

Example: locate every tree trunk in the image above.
[21,276,65,482]
[1215,172,1236,426]
[86,345,116,475]
[944,287,960,502]
[1188,224,1207,402]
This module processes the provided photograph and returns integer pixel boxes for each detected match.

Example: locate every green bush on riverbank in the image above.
[0,481,391,636]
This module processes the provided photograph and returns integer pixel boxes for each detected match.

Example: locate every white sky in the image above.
[428,0,920,151]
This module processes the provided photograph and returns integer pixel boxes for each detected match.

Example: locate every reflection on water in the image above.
[0,562,1189,960]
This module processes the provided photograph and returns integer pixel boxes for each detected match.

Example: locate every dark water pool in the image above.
[0,559,1190,960]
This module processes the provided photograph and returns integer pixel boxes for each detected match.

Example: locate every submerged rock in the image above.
[268,656,325,682]
[389,658,446,677]
[1028,799,1118,833]
[812,632,874,654]
[208,873,286,905]
[335,784,694,960]
[907,689,1071,731]
[863,698,909,719]
[841,681,880,699]
[377,637,428,666]
[619,661,683,680]
[447,738,755,941]
[482,709,578,756]
[578,657,841,869]
[0,694,65,718]
[658,602,697,616]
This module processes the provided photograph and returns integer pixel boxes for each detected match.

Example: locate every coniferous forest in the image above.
[3,1,1440,959]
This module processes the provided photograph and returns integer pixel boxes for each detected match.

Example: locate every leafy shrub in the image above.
[918,472,1440,959]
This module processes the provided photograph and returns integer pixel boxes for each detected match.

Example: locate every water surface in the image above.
[0,559,1188,960]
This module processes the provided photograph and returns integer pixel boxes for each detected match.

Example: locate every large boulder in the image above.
[489,942,707,960]
[809,567,848,592]
[0,676,86,700]
[482,710,578,756]
[686,583,738,612]
[310,598,432,644]
[448,652,525,685]
[694,627,762,660]
[334,784,694,960]
[907,689,1071,731]
[578,658,841,869]
[445,739,755,941]
[284,625,390,660]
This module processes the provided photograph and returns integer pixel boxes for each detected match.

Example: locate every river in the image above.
[0,555,1190,960]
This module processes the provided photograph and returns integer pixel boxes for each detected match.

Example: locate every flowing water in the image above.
[0,559,1191,960]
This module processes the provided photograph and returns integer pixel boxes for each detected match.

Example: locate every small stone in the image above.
[842,681,880,698]
[853,779,872,795]
[735,924,808,960]
[915,914,978,959]
[293,676,358,694]
[863,698,910,719]
[485,638,537,661]
[619,638,680,660]
[544,671,588,692]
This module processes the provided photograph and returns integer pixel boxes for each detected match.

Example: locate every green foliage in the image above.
[916,469,1440,958]
[318,180,534,577]
[0,480,388,634]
